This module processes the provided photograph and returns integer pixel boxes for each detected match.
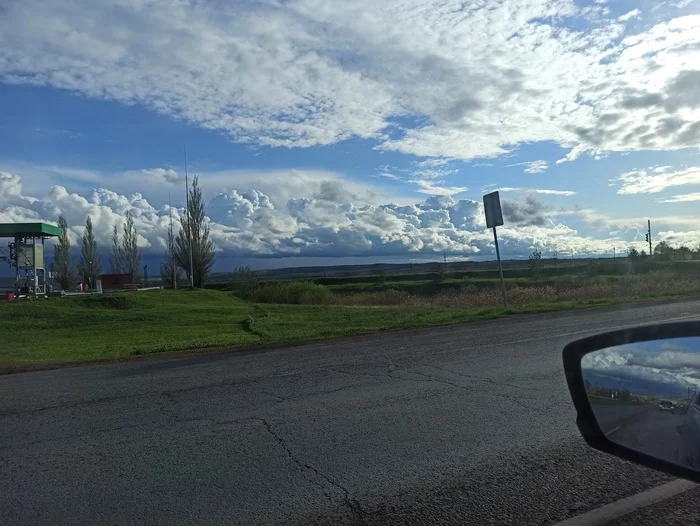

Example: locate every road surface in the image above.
[592,404,686,466]
[2,299,700,525]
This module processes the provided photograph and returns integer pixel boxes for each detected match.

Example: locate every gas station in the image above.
[0,222,62,299]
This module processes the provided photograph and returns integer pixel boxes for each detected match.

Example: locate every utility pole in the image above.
[184,145,194,288]
[645,220,652,256]
[571,247,574,259]
[613,247,616,259]
[169,193,176,290]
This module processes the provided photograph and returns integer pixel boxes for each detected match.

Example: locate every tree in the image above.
[672,246,693,262]
[109,224,123,273]
[175,176,215,287]
[627,247,640,259]
[654,241,673,260]
[160,213,181,288]
[79,216,102,287]
[231,265,257,298]
[121,212,141,281]
[528,249,542,276]
[51,215,77,290]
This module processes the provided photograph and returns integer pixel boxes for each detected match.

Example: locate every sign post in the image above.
[483,191,507,308]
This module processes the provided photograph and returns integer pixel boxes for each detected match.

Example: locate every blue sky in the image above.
[1,0,699,270]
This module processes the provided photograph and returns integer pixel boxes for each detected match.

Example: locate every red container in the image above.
[0,293,14,301]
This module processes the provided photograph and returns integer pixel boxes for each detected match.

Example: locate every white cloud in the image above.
[506,160,549,174]
[658,192,700,202]
[0,170,647,260]
[411,180,468,196]
[141,168,181,184]
[615,166,700,194]
[495,187,576,196]
[1,1,699,160]
[618,9,641,22]
[378,172,401,181]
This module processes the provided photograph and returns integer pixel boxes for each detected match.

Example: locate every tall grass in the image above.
[245,281,333,305]
[331,272,700,308]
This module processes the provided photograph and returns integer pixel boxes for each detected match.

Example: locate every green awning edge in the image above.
[0,223,63,238]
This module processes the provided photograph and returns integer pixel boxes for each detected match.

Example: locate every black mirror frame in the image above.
[563,320,700,483]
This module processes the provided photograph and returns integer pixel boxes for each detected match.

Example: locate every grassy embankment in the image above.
[0,288,608,368]
[2,262,700,369]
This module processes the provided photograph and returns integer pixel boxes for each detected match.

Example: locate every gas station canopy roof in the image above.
[0,222,62,238]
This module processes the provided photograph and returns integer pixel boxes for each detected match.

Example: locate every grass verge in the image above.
[0,288,697,370]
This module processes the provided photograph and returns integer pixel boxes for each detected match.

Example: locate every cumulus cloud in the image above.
[614,166,700,194]
[1,1,699,161]
[582,341,700,391]
[501,196,550,227]
[0,171,641,260]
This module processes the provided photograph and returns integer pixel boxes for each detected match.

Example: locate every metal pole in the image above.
[493,226,507,308]
[184,145,194,288]
[14,236,19,296]
[648,219,652,256]
[169,193,176,290]
[32,237,37,299]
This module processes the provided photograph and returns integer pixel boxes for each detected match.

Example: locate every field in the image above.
[2,259,700,370]
[0,286,697,370]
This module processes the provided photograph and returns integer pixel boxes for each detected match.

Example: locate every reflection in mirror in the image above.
[582,337,700,471]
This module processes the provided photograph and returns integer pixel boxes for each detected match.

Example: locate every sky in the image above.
[0,0,699,270]
[582,338,700,396]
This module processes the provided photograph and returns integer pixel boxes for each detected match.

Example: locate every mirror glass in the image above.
[582,337,700,470]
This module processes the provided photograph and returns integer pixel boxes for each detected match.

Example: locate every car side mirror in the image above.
[563,321,700,483]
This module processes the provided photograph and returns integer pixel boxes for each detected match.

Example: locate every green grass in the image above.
[0,290,259,367]
[0,287,697,370]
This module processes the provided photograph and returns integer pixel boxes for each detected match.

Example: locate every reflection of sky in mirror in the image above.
[582,338,700,396]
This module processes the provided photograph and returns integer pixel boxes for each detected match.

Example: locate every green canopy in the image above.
[0,223,62,238]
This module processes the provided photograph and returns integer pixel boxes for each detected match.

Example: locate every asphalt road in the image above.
[592,404,686,466]
[2,299,700,525]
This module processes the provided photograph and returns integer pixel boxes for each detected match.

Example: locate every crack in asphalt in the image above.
[0,421,157,451]
[0,392,147,417]
[249,416,367,522]
[330,362,550,416]
[421,363,545,391]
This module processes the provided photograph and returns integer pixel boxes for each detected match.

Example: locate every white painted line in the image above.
[605,425,621,437]
[553,479,697,526]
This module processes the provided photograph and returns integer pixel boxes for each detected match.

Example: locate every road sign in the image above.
[483,191,504,228]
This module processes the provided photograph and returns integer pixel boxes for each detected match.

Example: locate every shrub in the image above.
[81,295,137,310]
[334,290,417,306]
[248,281,333,305]
[231,266,260,298]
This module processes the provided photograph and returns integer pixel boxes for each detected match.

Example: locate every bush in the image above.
[334,290,418,306]
[231,266,259,298]
[81,295,138,310]
[248,281,333,305]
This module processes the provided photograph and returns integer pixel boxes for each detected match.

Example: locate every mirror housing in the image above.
[563,321,700,483]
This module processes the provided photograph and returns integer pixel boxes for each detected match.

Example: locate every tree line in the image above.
[51,176,214,290]
[628,242,700,261]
